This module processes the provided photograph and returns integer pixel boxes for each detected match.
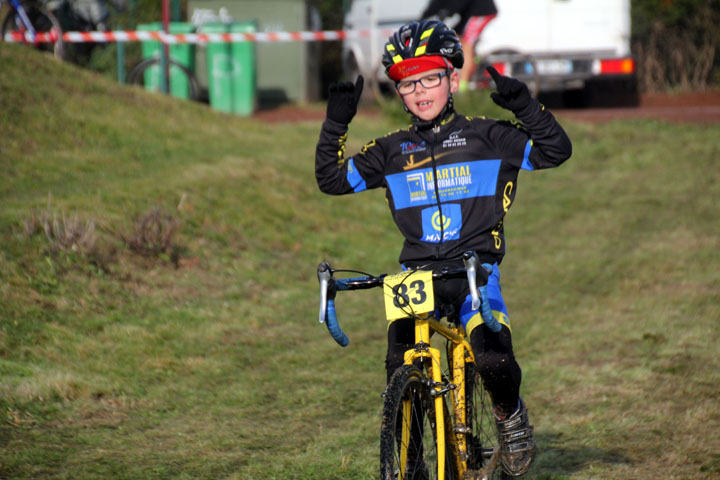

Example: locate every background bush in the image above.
[631,0,720,92]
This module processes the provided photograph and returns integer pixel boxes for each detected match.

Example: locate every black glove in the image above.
[326,76,364,125]
[487,66,532,113]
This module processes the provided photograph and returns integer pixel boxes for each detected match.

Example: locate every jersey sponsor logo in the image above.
[360,139,376,154]
[406,172,428,202]
[403,154,432,170]
[421,203,462,243]
[386,159,501,210]
[402,151,453,171]
[491,220,503,249]
[400,140,427,155]
[442,129,467,148]
[503,181,513,212]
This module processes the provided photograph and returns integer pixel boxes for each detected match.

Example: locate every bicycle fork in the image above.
[401,318,478,480]
[401,318,449,480]
[444,322,477,479]
[452,341,471,475]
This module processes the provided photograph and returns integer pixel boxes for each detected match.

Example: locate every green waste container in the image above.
[202,21,256,115]
[138,22,196,99]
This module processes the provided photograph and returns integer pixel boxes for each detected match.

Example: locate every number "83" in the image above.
[392,280,427,309]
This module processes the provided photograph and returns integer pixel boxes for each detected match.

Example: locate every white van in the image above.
[342,0,637,101]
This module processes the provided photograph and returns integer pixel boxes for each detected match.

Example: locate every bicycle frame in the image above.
[317,251,502,480]
[4,0,37,38]
[400,316,482,480]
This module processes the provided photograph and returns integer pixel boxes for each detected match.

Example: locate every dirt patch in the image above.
[253,105,326,124]
[253,91,720,125]
[253,105,382,124]
[641,90,720,107]
[552,90,720,125]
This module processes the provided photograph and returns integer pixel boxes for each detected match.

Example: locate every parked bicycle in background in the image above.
[1,0,125,62]
[48,0,126,64]
[0,0,64,58]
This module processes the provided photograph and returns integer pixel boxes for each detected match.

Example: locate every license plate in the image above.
[383,270,434,321]
[536,59,573,75]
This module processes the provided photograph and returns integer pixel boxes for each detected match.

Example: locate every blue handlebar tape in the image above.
[479,285,502,333]
[325,299,349,347]
[334,277,366,291]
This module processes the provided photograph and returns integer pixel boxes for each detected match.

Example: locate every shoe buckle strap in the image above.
[504,440,534,454]
[501,426,534,443]
[497,413,528,431]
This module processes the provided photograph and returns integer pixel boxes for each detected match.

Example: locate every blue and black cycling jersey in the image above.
[315,99,572,266]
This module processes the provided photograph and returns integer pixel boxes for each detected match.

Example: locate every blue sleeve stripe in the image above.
[521,140,534,171]
[346,158,367,193]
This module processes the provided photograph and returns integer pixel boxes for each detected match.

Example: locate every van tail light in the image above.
[474,62,507,90]
[593,57,635,75]
[489,62,506,75]
[480,62,506,79]
[485,62,508,77]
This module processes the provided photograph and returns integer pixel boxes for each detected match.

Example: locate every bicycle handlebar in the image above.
[316,251,501,347]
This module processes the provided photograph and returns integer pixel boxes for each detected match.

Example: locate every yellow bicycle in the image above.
[317,252,510,480]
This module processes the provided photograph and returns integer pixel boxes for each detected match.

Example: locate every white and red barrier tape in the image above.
[4,29,393,44]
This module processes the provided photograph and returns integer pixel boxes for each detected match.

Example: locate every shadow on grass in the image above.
[531,431,631,479]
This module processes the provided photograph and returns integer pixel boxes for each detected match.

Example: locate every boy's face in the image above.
[396,68,459,122]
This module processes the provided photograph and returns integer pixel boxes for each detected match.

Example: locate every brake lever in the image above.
[317,262,332,324]
[463,251,481,311]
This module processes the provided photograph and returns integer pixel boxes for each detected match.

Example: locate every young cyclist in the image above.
[315,20,572,478]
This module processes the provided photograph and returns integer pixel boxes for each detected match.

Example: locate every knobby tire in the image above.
[380,365,458,480]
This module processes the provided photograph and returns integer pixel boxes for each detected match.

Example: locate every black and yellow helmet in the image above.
[383,20,464,81]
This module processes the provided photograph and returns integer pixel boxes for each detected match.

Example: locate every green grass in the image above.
[1,44,719,480]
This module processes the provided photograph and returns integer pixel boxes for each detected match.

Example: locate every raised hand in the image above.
[326,76,364,125]
[486,66,532,113]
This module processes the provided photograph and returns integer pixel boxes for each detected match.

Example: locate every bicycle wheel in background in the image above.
[1,1,64,59]
[465,363,510,480]
[126,57,201,102]
[380,365,458,480]
[474,49,541,99]
[365,62,395,109]
[344,53,392,108]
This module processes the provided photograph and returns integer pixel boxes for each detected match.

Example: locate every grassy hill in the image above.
[1,44,719,480]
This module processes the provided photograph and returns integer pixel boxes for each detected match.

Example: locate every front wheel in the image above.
[380,365,458,480]
[1,2,64,59]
